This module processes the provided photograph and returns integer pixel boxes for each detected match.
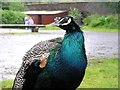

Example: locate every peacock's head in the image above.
[51,16,73,26]
[51,16,81,33]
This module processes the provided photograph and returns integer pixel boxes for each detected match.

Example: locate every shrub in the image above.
[69,8,80,22]
[69,8,91,25]
[83,14,118,29]
[1,10,26,24]
[104,15,118,29]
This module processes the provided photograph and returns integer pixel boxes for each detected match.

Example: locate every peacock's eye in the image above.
[59,17,71,26]
[60,19,67,24]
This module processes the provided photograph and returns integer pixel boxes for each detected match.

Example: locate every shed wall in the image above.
[27,11,68,25]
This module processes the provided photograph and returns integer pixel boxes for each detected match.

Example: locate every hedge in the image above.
[83,14,118,29]
[0,10,26,24]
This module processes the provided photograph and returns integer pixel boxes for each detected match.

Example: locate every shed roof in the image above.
[23,10,67,15]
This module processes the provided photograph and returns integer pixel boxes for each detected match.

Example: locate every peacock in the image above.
[12,16,87,90]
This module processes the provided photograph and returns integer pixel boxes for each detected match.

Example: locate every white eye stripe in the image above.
[61,18,71,25]
[57,18,64,23]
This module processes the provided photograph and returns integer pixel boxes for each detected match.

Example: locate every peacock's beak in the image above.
[50,22,60,26]
[50,17,61,26]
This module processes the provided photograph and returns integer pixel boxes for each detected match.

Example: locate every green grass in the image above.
[1,58,118,89]
[39,25,118,32]
[39,25,61,30]
[82,26,118,32]
[77,58,118,88]
[1,80,13,89]
[83,14,118,32]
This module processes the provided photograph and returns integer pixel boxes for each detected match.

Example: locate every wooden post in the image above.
[31,27,39,32]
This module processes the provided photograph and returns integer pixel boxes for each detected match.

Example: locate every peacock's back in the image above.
[12,37,63,89]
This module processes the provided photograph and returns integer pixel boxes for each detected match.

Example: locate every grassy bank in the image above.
[82,26,118,32]
[39,25,118,32]
[1,80,13,88]
[1,58,118,89]
[82,14,118,32]
[39,25,61,30]
[78,58,118,88]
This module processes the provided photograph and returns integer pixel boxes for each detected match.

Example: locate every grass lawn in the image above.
[1,58,118,89]
[0,25,118,35]
[39,25,118,32]
[37,25,119,33]
[77,58,118,89]
[39,25,61,30]
[82,26,118,32]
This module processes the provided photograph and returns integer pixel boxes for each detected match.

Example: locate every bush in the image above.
[83,14,118,29]
[1,10,26,24]
[69,8,80,22]
[104,15,118,29]
[69,8,91,25]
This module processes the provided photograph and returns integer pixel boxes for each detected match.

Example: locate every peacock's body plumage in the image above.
[12,16,87,90]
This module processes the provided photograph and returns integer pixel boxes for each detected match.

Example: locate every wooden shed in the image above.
[24,11,68,25]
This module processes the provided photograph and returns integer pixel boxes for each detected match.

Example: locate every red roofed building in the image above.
[24,11,68,25]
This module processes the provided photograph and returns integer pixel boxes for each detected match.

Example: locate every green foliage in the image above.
[1,79,13,88]
[68,8,80,22]
[39,25,61,30]
[83,14,118,29]
[1,2,9,10]
[1,10,26,24]
[82,26,118,32]
[2,2,27,11]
